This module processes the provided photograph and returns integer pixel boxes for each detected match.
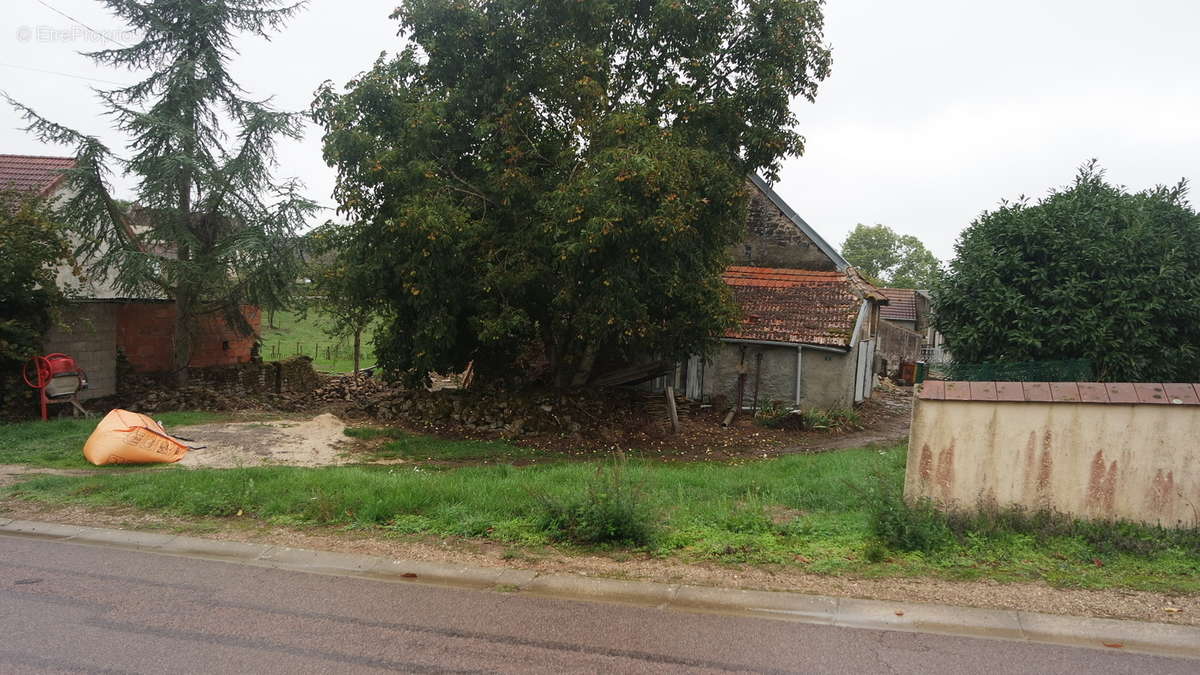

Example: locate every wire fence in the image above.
[925,358,1093,382]
[264,340,367,370]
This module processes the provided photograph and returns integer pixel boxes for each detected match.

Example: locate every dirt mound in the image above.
[176,414,350,468]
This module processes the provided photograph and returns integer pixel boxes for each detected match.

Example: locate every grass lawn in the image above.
[343,427,547,462]
[0,412,224,469]
[4,432,1198,593]
[260,309,376,374]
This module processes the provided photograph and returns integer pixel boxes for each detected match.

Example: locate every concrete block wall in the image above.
[42,303,118,400]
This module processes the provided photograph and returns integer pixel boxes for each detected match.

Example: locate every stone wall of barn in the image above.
[730,182,840,271]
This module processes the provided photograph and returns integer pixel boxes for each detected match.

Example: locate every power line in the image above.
[0,61,128,86]
[33,0,131,49]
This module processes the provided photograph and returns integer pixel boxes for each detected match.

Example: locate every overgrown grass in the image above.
[755,403,862,432]
[0,412,224,469]
[261,309,376,373]
[5,443,1198,592]
[343,427,540,462]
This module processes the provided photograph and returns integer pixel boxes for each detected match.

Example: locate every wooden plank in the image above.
[665,386,680,434]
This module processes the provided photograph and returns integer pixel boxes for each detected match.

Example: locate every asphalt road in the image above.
[0,537,1193,674]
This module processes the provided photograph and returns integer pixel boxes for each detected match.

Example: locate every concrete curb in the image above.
[2,519,1197,660]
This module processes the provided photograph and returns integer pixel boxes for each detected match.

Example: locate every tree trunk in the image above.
[568,340,600,388]
[173,290,195,386]
[353,325,362,378]
[268,308,277,330]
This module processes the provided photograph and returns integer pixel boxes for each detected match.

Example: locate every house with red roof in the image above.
[2,153,259,402]
[676,176,887,409]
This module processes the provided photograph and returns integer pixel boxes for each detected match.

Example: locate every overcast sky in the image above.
[2,0,1197,260]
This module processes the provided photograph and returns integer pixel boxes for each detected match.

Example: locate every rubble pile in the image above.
[123,380,285,413]
[357,387,657,439]
[283,374,397,411]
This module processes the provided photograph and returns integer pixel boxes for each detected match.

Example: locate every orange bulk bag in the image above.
[82,409,191,466]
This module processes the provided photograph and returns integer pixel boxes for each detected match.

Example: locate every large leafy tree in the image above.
[7,0,315,381]
[0,195,70,369]
[314,0,832,388]
[304,221,377,377]
[841,223,940,288]
[934,162,1200,381]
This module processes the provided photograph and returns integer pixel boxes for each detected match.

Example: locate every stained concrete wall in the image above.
[906,399,1200,528]
[702,342,799,408]
[42,302,117,400]
[799,348,856,409]
[699,342,857,409]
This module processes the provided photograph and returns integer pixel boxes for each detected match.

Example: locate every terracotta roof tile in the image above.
[878,288,918,322]
[994,381,1024,401]
[1106,383,1138,403]
[969,381,997,400]
[944,381,971,400]
[1135,383,1168,404]
[1163,384,1199,405]
[1077,383,1109,403]
[918,381,1200,405]
[917,380,945,400]
[723,266,862,349]
[0,154,75,196]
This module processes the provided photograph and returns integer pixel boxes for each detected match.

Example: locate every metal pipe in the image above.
[795,345,803,405]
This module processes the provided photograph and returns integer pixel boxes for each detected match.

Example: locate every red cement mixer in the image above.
[22,353,90,421]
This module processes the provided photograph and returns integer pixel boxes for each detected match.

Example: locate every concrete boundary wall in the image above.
[906,381,1200,528]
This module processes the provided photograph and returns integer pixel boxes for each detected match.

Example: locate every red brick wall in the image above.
[116,303,261,373]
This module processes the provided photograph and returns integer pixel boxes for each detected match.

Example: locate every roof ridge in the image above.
[0,153,77,161]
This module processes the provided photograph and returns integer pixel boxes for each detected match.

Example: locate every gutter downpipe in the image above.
[795,345,803,406]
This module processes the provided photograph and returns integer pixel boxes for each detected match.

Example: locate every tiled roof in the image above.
[919,381,1200,405]
[879,288,918,322]
[0,154,75,196]
[723,266,862,349]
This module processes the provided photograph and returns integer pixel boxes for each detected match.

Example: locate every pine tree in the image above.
[7,0,315,382]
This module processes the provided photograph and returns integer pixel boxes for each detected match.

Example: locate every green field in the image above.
[260,310,376,373]
[4,418,1198,593]
[0,412,224,469]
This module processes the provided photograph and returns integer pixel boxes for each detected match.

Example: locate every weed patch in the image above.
[755,404,862,432]
[535,459,656,546]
